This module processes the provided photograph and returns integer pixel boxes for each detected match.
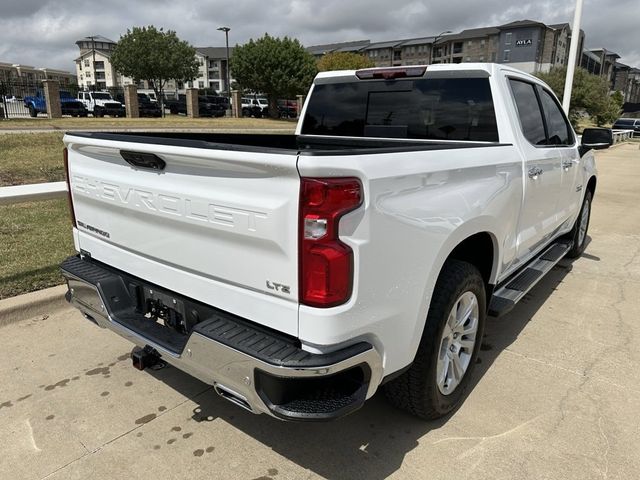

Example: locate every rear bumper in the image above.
[61,255,382,421]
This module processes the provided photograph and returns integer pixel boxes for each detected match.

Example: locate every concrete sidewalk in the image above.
[1,144,639,480]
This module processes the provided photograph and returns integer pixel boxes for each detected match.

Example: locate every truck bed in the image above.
[66,132,507,156]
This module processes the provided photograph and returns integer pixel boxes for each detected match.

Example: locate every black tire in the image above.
[565,190,593,258]
[384,259,486,420]
[28,105,37,117]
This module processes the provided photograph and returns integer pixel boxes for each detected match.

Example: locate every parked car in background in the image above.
[166,94,226,117]
[277,99,298,119]
[78,91,125,117]
[612,118,639,135]
[241,96,268,117]
[2,95,23,103]
[137,93,162,117]
[23,91,87,117]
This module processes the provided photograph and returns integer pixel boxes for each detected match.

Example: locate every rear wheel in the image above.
[384,260,486,419]
[565,190,592,258]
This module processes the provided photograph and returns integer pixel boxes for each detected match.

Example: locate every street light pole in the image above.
[217,26,231,114]
[89,35,97,91]
[430,30,452,65]
[562,0,584,113]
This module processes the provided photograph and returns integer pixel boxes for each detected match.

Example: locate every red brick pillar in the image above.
[43,80,62,118]
[186,88,199,118]
[231,90,241,118]
[124,84,139,118]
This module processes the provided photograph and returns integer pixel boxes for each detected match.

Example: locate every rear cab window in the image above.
[302,77,499,142]
[509,78,574,147]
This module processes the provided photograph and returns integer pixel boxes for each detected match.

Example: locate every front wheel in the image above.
[384,260,486,420]
[28,105,37,117]
[565,190,592,258]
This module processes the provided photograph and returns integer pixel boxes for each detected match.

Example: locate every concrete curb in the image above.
[0,285,69,327]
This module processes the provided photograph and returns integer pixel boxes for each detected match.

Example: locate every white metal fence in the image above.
[0,182,67,206]
[611,129,635,143]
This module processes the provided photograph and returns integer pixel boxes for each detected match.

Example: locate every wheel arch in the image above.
[447,231,498,288]
[411,227,499,357]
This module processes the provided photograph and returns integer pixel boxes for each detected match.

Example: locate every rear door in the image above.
[536,86,580,226]
[65,134,301,335]
[508,78,564,261]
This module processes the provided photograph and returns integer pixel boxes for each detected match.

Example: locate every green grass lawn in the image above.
[0,122,295,299]
[0,132,65,186]
[0,133,73,298]
[0,199,75,299]
[0,116,295,130]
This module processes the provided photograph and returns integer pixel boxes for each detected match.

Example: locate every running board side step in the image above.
[489,241,571,317]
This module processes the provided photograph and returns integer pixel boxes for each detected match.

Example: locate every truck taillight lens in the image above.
[63,148,77,228]
[299,177,362,307]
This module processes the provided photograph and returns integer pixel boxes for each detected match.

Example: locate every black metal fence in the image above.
[0,80,40,118]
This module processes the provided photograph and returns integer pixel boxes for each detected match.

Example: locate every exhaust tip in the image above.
[214,384,254,413]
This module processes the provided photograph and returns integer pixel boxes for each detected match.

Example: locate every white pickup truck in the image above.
[78,91,125,117]
[60,64,612,421]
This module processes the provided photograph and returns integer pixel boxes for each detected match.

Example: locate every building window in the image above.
[468,40,473,46]
[453,42,463,54]
[480,56,485,62]
[505,33,512,45]
[466,57,471,62]
[198,81,204,88]
[503,49,510,62]
[94,61,105,70]
[84,59,90,67]
[481,39,486,46]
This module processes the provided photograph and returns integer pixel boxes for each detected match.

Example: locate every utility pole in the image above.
[562,0,584,113]
[217,26,231,114]
[89,35,97,91]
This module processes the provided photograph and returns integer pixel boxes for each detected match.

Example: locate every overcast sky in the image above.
[1,0,638,72]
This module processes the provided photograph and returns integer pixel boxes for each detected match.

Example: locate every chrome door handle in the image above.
[562,160,574,170]
[528,167,543,179]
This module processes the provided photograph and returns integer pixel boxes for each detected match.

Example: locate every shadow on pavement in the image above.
[146,259,575,480]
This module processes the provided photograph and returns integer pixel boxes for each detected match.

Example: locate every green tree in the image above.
[231,34,317,117]
[111,26,200,112]
[536,67,622,128]
[317,52,375,71]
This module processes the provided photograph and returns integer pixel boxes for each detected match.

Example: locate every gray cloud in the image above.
[0,0,637,72]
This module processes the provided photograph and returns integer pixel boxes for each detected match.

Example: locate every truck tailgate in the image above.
[64,134,300,336]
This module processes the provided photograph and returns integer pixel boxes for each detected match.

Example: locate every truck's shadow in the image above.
[148,257,578,480]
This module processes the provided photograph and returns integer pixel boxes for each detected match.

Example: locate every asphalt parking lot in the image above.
[1,142,639,480]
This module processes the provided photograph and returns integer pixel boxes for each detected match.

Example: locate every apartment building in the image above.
[0,62,75,85]
[75,35,120,90]
[190,47,235,93]
[74,36,232,95]
[612,63,640,103]
[308,19,584,75]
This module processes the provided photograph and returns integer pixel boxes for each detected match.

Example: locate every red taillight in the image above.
[299,177,363,307]
[63,147,77,228]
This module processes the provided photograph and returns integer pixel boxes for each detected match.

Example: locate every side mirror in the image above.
[580,128,613,156]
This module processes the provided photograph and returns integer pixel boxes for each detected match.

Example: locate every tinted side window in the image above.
[509,79,546,145]
[302,77,498,142]
[539,88,572,145]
